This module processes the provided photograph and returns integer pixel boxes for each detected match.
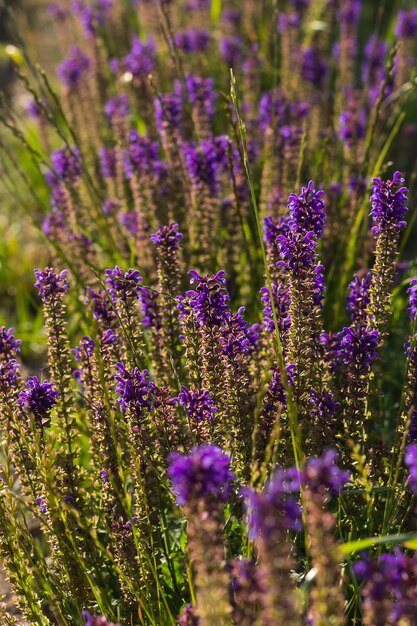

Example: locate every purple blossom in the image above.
[115,363,158,414]
[36,497,48,513]
[405,444,417,493]
[304,449,350,495]
[221,307,260,356]
[221,8,241,27]
[260,282,291,334]
[139,288,161,330]
[119,211,139,237]
[178,605,200,626]
[219,35,244,66]
[123,131,159,178]
[104,95,130,121]
[340,0,361,26]
[370,172,408,236]
[395,9,417,39]
[48,3,68,21]
[174,28,211,53]
[82,612,120,626]
[185,76,216,120]
[186,270,230,327]
[72,0,113,38]
[339,106,366,147]
[354,550,417,623]
[0,360,20,387]
[302,47,328,89]
[56,46,91,88]
[287,181,326,238]
[154,92,183,133]
[50,147,82,184]
[18,376,59,423]
[337,325,380,369]
[0,327,21,357]
[347,272,372,322]
[72,336,95,361]
[98,147,117,179]
[407,279,417,321]
[277,230,317,273]
[245,469,302,539]
[121,36,155,77]
[278,12,300,33]
[100,469,108,483]
[150,223,183,251]
[85,287,114,323]
[105,267,142,303]
[168,445,235,506]
[34,268,69,300]
[173,386,217,423]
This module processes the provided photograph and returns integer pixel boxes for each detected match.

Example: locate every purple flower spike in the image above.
[18,376,59,423]
[168,445,235,506]
[0,327,21,357]
[395,9,417,39]
[105,266,142,303]
[82,612,120,626]
[115,363,158,414]
[245,469,302,539]
[36,496,48,513]
[302,47,328,89]
[407,279,417,321]
[34,268,69,301]
[50,147,82,184]
[150,223,183,251]
[104,95,130,121]
[370,172,408,236]
[288,181,326,238]
[56,46,91,89]
[304,449,350,495]
[121,36,156,77]
[173,386,217,423]
[347,272,372,322]
[186,270,230,327]
[337,325,380,369]
[405,444,417,493]
[174,28,211,54]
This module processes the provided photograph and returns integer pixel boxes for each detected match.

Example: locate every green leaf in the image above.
[211,0,222,22]
[341,533,417,556]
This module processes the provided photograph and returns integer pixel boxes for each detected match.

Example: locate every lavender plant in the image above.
[1,1,417,625]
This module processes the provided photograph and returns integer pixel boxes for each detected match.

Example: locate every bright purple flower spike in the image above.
[168,445,235,506]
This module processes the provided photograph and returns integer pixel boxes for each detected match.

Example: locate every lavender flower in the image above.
[115,364,158,414]
[121,36,156,77]
[302,47,328,89]
[72,0,113,39]
[174,29,210,54]
[245,469,302,538]
[395,9,417,39]
[407,280,417,321]
[50,147,82,184]
[219,35,243,66]
[304,449,350,496]
[337,325,379,369]
[18,376,58,424]
[104,95,130,121]
[370,171,408,236]
[57,46,91,89]
[82,612,120,626]
[105,266,142,303]
[173,386,217,423]
[150,223,183,251]
[34,268,69,301]
[347,272,372,322]
[168,445,234,506]
[0,327,21,358]
[405,444,417,493]
[287,180,326,237]
[186,270,230,327]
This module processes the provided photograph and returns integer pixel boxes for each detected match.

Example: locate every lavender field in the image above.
[1,1,417,624]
